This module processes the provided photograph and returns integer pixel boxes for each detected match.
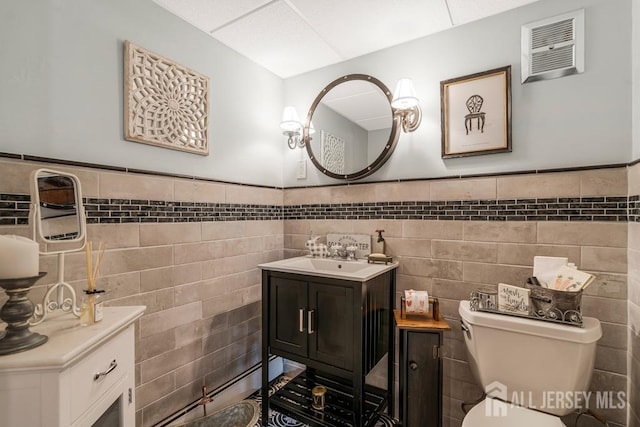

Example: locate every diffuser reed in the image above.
[85,242,105,291]
[81,242,106,325]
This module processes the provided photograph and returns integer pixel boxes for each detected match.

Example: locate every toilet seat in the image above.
[462,397,565,427]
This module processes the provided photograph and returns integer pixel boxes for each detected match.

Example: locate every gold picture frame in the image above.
[440,66,511,159]
[124,41,210,156]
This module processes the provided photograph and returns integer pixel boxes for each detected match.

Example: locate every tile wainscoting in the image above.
[0,157,635,426]
[628,163,640,427]
[283,166,628,427]
[0,158,284,427]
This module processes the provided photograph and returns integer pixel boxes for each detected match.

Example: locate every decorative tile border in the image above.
[83,198,282,223]
[0,194,283,225]
[284,196,629,222]
[0,194,31,225]
[0,193,633,225]
[629,195,640,222]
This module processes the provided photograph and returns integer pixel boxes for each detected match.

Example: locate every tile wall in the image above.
[628,162,640,426]
[0,156,635,427]
[0,158,283,426]
[284,167,629,427]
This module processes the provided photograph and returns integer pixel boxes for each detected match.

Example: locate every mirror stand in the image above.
[30,253,81,326]
[29,168,87,325]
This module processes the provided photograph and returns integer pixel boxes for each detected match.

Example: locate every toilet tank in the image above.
[459,300,601,417]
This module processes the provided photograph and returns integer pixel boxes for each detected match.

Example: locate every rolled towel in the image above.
[404,289,429,314]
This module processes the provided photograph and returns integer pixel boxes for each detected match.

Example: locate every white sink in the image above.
[259,256,398,281]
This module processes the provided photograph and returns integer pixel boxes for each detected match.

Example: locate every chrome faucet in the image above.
[332,244,349,259]
[331,244,356,260]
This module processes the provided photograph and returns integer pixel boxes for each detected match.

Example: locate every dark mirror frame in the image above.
[303,74,401,181]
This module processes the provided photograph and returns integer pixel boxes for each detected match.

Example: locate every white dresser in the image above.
[0,306,145,427]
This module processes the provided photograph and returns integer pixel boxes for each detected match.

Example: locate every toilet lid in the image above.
[462,398,565,427]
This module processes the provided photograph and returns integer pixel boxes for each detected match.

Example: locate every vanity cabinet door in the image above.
[308,281,354,370]
[269,277,308,357]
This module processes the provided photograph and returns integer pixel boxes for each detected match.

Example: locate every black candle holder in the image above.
[0,272,48,355]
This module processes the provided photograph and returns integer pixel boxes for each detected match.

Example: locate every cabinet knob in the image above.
[409,361,418,371]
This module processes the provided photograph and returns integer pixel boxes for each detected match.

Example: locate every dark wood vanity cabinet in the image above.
[268,276,354,370]
[395,311,450,427]
[261,269,396,427]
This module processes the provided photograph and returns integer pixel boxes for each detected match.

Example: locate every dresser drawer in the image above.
[70,325,134,422]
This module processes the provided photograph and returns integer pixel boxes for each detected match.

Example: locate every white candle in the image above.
[0,235,40,279]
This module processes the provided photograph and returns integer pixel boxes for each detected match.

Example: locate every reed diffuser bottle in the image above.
[81,242,106,326]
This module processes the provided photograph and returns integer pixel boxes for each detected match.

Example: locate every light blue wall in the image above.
[634,0,640,160]
[1,0,632,189]
[0,0,284,187]
[283,0,633,186]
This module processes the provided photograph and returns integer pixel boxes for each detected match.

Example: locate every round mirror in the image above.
[303,74,400,180]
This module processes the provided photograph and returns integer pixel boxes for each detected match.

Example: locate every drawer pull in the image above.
[94,359,118,381]
[409,361,418,371]
[299,308,305,332]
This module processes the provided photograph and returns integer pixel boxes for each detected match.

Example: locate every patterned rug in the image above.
[248,375,396,427]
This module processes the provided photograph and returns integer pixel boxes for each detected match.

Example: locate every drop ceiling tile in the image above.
[358,116,393,131]
[446,0,540,25]
[321,79,385,103]
[324,91,389,122]
[321,79,391,131]
[211,1,343,78]
[153,0,544,78]
[153,0,272,32]
[288,0,453,58]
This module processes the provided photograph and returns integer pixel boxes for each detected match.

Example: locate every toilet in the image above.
[459,300,602,426]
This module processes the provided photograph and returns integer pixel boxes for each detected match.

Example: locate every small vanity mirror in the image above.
[29,168,87,324]
[303,74,400,180]
[30,169,86,248]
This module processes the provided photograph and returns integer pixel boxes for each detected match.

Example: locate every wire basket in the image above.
[525,280,583,325]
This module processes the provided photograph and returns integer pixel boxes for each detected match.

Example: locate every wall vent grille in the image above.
[521,9,584,83]
[532,44,574,74]
[531,18,574,49]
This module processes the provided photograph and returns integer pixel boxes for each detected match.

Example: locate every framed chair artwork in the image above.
[440,66,511,159]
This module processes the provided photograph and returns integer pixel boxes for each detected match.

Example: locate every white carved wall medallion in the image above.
[124,41,209,155]
[321,130,345,175]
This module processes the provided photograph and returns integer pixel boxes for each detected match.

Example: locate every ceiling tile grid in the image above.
[153,0,543,78]
[285,0,453,59]
[210,0,344,77]
[154,0,272,33]
[446,0,541,25]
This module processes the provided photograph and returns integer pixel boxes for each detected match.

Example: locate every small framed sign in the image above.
[497,283,530,315]
[326,233,371,259]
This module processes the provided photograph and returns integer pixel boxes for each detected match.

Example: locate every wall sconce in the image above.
[392,78,422,133]
[281,106,304,149]
[281,106,315,149]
